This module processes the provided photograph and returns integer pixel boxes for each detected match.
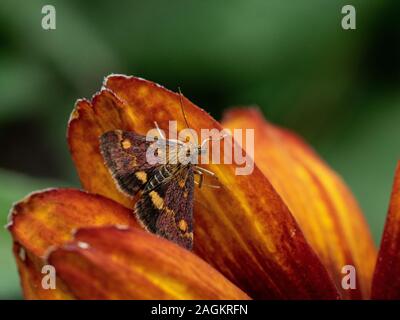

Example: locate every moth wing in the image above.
[135,165,194,250]
[99,130,158,196]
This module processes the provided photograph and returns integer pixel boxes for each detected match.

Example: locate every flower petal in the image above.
[68,97,133,208]
[48,226,250,300]
[222,108,376,299]
[12,242,74,299]
[8,188,138,299]
[371,162,400,299]
[68,75,339,299]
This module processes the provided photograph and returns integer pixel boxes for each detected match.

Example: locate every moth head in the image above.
[198,145,207,155]
[182,140,203,161]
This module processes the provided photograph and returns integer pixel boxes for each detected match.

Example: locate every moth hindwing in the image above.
[99,129,194,250]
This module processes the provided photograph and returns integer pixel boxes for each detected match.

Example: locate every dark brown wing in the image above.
[135,165,194,250]
[99,130,157,196]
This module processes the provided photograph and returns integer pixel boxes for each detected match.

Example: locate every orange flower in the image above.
[7,75,400,299]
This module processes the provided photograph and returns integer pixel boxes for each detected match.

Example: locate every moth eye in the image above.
[155,148,163,157]
[121,139,131,149]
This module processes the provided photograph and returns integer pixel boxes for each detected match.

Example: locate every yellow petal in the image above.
[222,108,376,299]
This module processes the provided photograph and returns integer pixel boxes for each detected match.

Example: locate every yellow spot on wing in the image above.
[178,180,185,188]
[184,232,193,240]
[122,139,131,149]
[178,219,188,232]
[135,171,147,183]
[131,156,137,167]
[149,191,164,210]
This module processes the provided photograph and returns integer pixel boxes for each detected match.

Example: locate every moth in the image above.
[99,93,220,250]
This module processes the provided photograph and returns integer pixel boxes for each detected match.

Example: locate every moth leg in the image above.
[194,166,216,177]
[194,170,204,188]
[195,168,221,189]
[154,121,166,140]
[199,182,221,189]
[194,169,220,189]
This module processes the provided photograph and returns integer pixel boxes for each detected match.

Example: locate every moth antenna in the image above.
[178,87,197,144]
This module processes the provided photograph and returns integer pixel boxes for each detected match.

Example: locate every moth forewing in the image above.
[99,130,156,196]
[99,89,218,251]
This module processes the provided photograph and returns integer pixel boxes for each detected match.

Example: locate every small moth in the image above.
[99,92,220,250]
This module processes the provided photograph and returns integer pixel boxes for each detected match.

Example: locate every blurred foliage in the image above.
[0,0,399,298]
[0,170,65,299]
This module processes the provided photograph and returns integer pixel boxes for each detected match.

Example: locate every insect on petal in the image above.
[68,75,339,299]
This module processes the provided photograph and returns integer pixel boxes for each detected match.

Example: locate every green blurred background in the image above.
[0,0,399,299]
